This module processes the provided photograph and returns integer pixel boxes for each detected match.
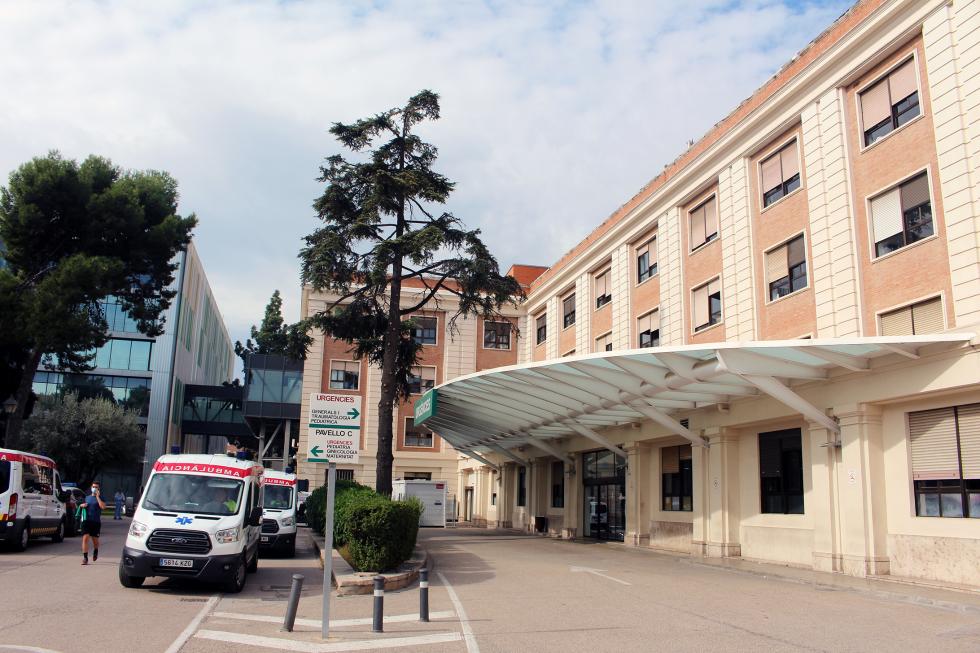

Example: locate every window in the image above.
[870,173,932,257]
[517,466,527,507]
[100,296,145,333]
[879,296,943,336]
[595,332,612,352]
[404,418,434,448]
[692,279,722,332]
[767,235,808,300]
[595,269,612,308]
[329,360,360,390]
[335,469,355,482]
[408,366,436,394]
[562,293,576,328]
[861,59,920,146]
[689,197,718,250]
[551,461,564,508]
[637,311,660,348]
[411,316,438,345]
[403,472,432,480]
[93,338,153,371]
[760,140,801,208]
[909,403,980,518]
[661,445,692,511]
[759,428,804,514]
[637,236,658,282]
[483,321,511,349]
[535,313,547,345]
[491,492,497,506]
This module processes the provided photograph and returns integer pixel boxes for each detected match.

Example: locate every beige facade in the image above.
[447,0,980,590]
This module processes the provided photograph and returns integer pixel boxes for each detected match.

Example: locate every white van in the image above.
[0,449,68,549]
[259,470,297,557]
[119,454,264,593]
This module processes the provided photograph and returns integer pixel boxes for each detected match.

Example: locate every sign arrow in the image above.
[347,407,360,419]
[310,445,323,457]
[570,566,631,586]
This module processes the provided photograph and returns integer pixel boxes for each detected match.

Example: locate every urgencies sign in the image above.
[307,393,361,464]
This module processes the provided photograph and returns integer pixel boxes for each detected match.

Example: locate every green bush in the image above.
[304,479,368,538]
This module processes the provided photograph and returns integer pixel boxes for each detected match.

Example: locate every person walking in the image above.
[113,490,125,520]
[81,482,105,565]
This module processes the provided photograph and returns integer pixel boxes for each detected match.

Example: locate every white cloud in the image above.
[0,0,851,365]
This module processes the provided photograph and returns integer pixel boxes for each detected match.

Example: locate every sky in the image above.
[0,0,853,376]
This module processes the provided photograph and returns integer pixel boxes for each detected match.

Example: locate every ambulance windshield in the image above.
[0,461,9,494]
[142,474,244,516]
[264,485,292,510]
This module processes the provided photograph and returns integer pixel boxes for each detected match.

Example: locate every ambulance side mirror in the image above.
[58,491,69,503]
[248,506,263,526]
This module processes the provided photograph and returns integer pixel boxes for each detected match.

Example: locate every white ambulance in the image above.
[119,453,264,593]
[259,469,298,557]
[0,449,68,549]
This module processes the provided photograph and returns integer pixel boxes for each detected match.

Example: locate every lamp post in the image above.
[2,396,17,447]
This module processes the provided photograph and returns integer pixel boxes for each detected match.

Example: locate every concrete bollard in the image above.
[419,568,429,622]
[282,574,305,632]
[372,576,385,633]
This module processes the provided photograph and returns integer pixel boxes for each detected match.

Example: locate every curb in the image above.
[306,527,429,596]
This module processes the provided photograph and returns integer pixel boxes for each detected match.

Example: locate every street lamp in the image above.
[2,395,17,447]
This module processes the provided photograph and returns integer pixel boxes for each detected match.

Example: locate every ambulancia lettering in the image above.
[153,461,251,478]
[263,477,296,486]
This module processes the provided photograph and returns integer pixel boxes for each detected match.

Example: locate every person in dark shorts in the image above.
[81,482,106,565]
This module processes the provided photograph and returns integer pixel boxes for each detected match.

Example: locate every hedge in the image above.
[304,481,422,572]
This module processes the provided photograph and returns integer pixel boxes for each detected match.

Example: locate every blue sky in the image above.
[0,0,852,373]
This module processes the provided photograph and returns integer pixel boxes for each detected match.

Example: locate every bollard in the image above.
[419,568,429,622]
[282,574,305,632]
[372,576,385,632]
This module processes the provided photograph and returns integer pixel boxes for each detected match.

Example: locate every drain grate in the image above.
[180,598,209,603]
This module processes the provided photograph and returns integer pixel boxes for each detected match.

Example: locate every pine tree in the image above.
[234,289,312,369]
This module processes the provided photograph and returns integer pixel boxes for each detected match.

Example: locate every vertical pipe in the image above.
[282,574,305,632]
[419,568,429,622]
[372,576,385,632]
[321,462,336,639]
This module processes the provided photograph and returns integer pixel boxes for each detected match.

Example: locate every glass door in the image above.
[582,451,626,541]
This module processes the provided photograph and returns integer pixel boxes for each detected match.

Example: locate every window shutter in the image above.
[759,436,781,478]
[766,244,789,283]
[661,446,679,474]
[649,236,658,265]
[693,286,708,327]
[888,59,917,102]
[345,361,359,373]
[704,197,718,237]
[421,367,436,382]
[911,297,944,334]
[870,188,903,242]
[900,174,930,211]
[861,79,891,128]
[780,141,800,181]
[787,235,806,268]
[564,294,575,314]
[537,314,546,329]
[649,310,660,332]
[880,306,913,336]
[678,444,692,461]
[707,279,720,298]
[596,270,609,297]
[636,241,649,259]
[956,403,980,480]
[691,206,706,246]
[637,313,651,333]
[761,155,781,193]
[908,408,960,479]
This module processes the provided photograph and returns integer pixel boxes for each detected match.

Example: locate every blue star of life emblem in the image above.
[175,516,193,525]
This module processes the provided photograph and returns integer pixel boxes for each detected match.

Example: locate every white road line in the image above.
[211,610,456,629]
[194,630,462,652]
[569,566,632,586]
[436,571,479,653]
[164,593,220,653]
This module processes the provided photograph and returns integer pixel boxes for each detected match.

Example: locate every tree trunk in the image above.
[4,347,42,450]
[375,275,402,497]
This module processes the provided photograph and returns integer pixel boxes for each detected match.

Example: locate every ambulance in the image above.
[259,469,298,557]
[0,449,68,550]
[119,453,264,593]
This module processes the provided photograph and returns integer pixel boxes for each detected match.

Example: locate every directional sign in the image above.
[307,393,361,464]
[414,388,437,425]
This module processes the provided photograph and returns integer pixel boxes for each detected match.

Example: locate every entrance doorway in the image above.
[464,487,474,522]
[582,450,626,541]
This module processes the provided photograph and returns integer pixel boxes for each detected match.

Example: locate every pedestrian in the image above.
[113,489,125,520]
[81,482,105,565]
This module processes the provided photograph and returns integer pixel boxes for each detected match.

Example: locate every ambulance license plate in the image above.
[159,558,194,568]
[261,536,269,543]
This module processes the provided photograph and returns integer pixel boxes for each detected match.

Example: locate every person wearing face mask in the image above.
[81,482,106,565]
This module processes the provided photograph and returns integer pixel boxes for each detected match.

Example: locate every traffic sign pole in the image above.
[322,461,336,639]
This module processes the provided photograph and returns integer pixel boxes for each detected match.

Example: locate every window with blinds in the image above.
[595,332,612,353]
[908,403,980,518]
[692,279,722,332]
[483,321,511,349]
[535,313,547,345]
[411,316,438,345]
[870,173,933,257]
[760,140,802,208]
[637,235,658,282]
[408,366,436,395]
[766,234,808,301]
[563,293,576,328]
[879,296,943,336]
[404,417,434,448]
[759,429,804,514]
[637,310,660,348]
[661,445,692,511]
[860,58,920,146]
[329,360,360,390]
[689,196,718,250]
[595,269,612,308]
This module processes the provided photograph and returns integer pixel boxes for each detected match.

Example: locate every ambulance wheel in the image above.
[13,520,30,552]
[224,557,247,593]
[51,518,65,543]
[246,548,258,573]
[119,565,145,588]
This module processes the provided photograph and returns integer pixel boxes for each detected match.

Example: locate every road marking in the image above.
[436,571,479,653]
[211,610,456,629]
[164,593,220,653]
[194,630,462,652]
[570,566,632,586]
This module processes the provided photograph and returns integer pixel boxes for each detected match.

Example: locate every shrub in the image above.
[304,479,369,537]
